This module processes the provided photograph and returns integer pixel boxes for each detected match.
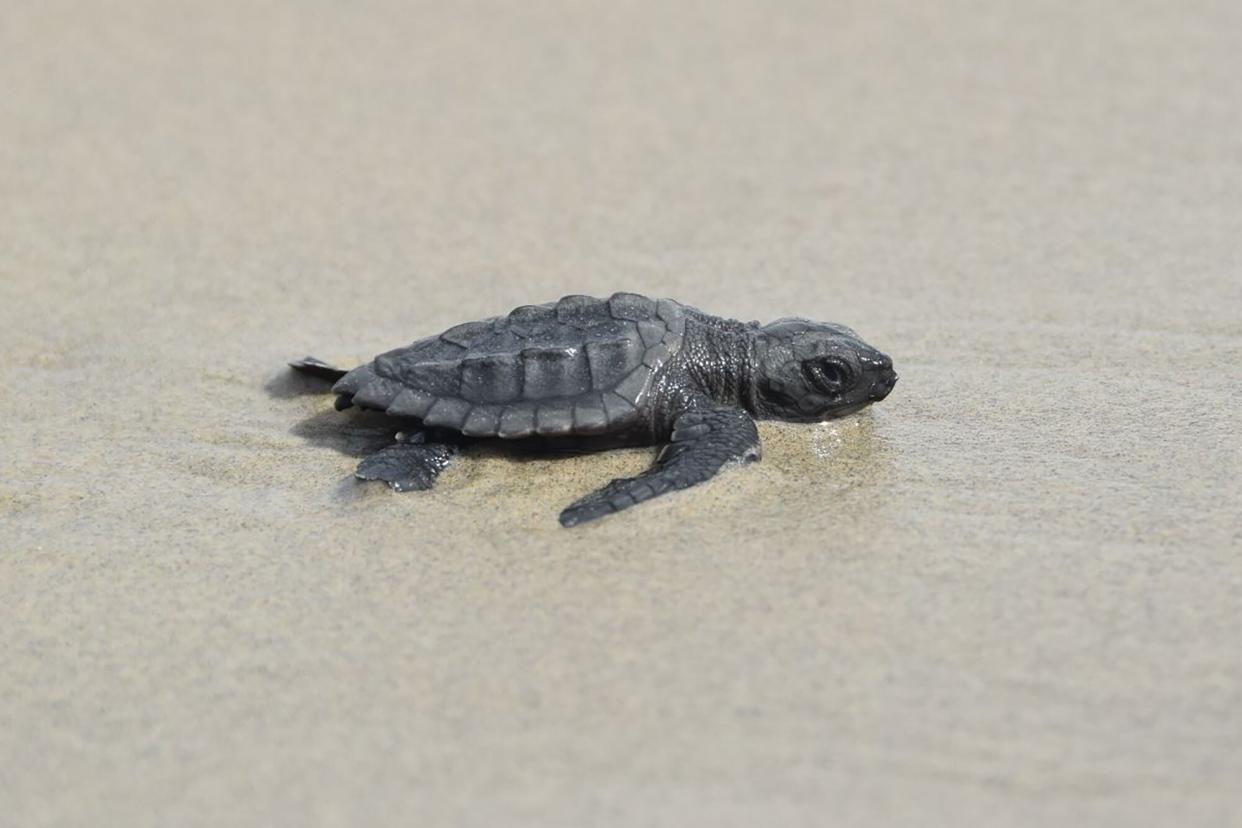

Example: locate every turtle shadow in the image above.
[264,367,334,399]
[271,364,404,458]
[290,408,400,458]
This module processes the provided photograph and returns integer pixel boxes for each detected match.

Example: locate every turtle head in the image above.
[752,318,897,421]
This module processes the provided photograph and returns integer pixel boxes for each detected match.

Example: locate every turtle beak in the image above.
[869,367,898,400]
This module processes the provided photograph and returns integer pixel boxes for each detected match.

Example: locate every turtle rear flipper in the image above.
[289,356,351,382]
[356,442,457,492]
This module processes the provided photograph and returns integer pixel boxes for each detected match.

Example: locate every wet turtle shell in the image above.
[331,293,687,438]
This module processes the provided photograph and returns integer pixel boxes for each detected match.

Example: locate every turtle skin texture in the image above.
[290,292,897,527]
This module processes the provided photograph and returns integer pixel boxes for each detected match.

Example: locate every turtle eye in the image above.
[803,359,852,395]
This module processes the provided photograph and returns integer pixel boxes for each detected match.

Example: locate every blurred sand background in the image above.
[2,1,1240,825]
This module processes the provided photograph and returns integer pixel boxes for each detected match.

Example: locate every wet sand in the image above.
[2,1,1240,825]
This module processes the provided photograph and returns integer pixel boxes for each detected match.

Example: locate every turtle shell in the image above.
[332,293,687,438]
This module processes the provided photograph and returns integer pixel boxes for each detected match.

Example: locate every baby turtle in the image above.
[290,293,897,527]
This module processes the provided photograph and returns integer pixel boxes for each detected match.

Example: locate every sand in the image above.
[2,1,1240,825]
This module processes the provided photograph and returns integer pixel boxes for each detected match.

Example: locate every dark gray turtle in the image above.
[290,292,897,526]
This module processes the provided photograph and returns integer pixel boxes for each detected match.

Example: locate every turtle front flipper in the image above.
[559,403,761,527]
[356,440,457,492]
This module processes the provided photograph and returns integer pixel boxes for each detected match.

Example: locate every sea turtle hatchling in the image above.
[290,293,897,527]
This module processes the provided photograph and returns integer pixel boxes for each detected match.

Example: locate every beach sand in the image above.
[2,1,1240,825]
